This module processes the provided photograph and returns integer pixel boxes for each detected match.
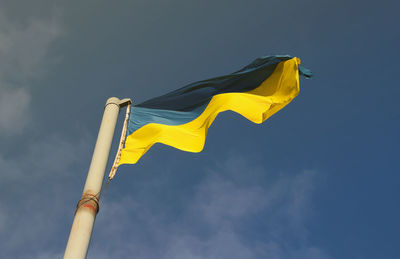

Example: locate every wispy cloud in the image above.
[0,11,61,136]
[89,155,329,259]
[0,11,60,81]
[0,87,30,134]
[0,133,92,258]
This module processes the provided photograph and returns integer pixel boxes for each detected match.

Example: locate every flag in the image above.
[118,55,311,166]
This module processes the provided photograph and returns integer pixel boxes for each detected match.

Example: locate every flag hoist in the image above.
[63,55,311,258]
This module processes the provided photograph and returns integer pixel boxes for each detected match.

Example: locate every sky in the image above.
[0,0,399,258]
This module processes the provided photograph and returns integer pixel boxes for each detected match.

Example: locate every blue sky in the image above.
[0,0,399,258]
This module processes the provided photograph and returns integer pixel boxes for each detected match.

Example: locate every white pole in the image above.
[63,97,130,259]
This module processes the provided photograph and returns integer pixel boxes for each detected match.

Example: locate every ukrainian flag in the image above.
[118,55,311,165]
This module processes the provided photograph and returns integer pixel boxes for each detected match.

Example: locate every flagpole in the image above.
[64,97,131,259]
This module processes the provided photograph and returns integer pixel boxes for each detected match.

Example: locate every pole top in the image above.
[119,98,132,107]
[105,97,132,108]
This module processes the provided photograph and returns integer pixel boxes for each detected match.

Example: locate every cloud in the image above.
[0,133,93,258]
[0,87,30,135]
[0,132,92,181]
[0,11,61,81]
[0,11,61,136]
[88,156,329,259]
